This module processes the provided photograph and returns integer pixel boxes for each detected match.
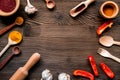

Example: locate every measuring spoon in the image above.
[45,0,55,9]
[99,36,120,47]
[0,46,21,70]
[70,0,95,17]
[0,31,22,57]
[0,17,24,36]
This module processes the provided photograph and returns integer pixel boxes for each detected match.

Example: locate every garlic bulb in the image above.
[41,69,53,80]
[58,73,71,80]
[25,0,38,14]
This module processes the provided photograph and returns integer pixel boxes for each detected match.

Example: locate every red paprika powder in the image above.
[0,0,16,12]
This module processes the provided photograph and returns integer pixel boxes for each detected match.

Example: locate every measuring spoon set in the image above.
[0,17,24,70]
[0,31,22,67]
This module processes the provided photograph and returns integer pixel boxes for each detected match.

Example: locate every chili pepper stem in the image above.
[108,22,113,28]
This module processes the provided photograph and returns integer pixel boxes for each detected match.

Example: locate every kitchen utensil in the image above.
[0,17,24,36]
[0,46,21,70]
[97,48,120,63]
[9,53,41,80]
[0,31,22,57]
[45,0,55,9]
[25,0,38,14]
[100,1,119,19]
[99,36,120,47]
[69,0,95,17]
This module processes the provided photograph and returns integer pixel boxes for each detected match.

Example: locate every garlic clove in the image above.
[25,0,38,14]
[58,73,71,80]
[41,69,53,80]
[25,6,38,14]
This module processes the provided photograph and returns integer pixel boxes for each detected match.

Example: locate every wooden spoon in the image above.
[45,0,55,9]
[99,36,120,47]
[70,0,95,17]
[0,31,22,57]
[0,46,21,70]
[0,17,24,36]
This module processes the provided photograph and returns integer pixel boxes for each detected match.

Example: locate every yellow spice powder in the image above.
[103,5,114,16]
[9,31,22,43]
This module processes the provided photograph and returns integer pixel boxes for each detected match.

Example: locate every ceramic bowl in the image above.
[100,1,119,19]
[0,0,20,16]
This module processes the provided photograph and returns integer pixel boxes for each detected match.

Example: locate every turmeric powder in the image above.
[103,5,114,16]
[9,31,22,43]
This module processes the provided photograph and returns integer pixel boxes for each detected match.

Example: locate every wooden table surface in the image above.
[0,0,120,80]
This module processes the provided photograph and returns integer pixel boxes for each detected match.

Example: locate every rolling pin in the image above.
[9,53,41,80]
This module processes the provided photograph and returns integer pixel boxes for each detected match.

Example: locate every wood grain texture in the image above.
[0,0,120,80]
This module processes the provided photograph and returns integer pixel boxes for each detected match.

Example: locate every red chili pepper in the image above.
[96,20,113,35]
[73,70,94,80]
[88,56,99,76]
[100,62,115,79]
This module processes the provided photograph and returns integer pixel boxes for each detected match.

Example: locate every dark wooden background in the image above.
[0,0,120,80]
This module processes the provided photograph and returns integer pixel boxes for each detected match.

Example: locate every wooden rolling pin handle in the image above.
[9,53,40,80]
[0,23,16,35]
[23,53,41,71]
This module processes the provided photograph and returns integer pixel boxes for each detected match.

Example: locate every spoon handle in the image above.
[0,23,16,36]
[0,53,13,70]
[114,41,120,46]
[110,55,120,63]
[0,44,10,57]
[84,0,95,6]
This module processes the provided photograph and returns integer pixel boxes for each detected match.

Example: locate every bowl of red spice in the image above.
[0,0,20,16]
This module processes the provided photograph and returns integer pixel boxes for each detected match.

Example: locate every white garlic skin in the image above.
[41,69,53,80]
[58,73,71,80]
[25,6,38,14]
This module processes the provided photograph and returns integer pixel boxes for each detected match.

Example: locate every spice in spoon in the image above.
[0,31,22,57]
[70,0,95,17]
[0,16,24,36]
[9,31,22,43]
[15,17,24,25]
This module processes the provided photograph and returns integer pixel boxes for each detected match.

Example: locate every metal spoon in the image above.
[45,0,55,9]
[0,17,24,36]
[97,48,120,63]
[99,36,120,47]
[25,0,38,14]
[0,46,21,70]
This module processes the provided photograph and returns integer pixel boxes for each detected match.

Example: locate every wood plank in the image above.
[0,0,120,80]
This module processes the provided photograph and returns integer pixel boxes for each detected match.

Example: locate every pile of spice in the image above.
[0,0,16,12]
[9,31,22,43]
